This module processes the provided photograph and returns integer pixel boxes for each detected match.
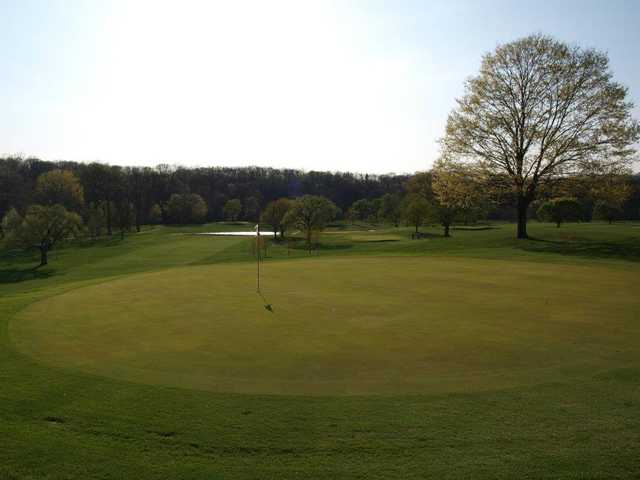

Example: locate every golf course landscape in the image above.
[2,222,639,478]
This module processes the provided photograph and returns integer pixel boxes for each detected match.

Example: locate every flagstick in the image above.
[256,224,260,293]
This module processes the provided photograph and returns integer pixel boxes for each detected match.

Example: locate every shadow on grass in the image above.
[354,239,400,243]
[520,237,640,262]
[410,232,442,239]
[452,226,497,231]
[0,266,53,284]
[74,236,124,249]
[311,243,354,251]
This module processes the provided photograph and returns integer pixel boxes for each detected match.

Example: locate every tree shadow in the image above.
[520,236,640,262]
[287,240,354,252]
[74,236,123,249]
[410,232,441,239]
[0,266,53,284]
[355,239,400,243]
[315,243,354,251]
[452,226,497,231]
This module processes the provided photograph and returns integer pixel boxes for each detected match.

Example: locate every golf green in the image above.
[10,256,640,395]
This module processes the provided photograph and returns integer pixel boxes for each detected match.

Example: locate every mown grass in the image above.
[1,221,640,479]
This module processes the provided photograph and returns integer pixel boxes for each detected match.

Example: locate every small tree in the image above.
[260,198,291,239]
[223,199,242,221]
[86,202,106,239]
[167,193,208,224]
[244,196,261,221]
[593,201,623,224]
[3,205,82,266]
[148,204,163,224]
[1,207,22,240]
[283,195,338,251]
[35,169,84,211]
[403,194,431,235]
[590,172,633,223]
[349,199,376,223]
[114,201,135,239]
[432,159,485,237]
[537,198,583,227]
[378,193,403,227]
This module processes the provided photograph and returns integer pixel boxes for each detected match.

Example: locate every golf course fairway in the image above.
[10,257,639,396]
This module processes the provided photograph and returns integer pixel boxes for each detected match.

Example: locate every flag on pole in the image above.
[255,223,261,293]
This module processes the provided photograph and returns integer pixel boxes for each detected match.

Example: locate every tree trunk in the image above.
[556,221,561,228]
[39,246,48,266]
[415,223,419,233]
[444,224,450,237]
[516,196,530,239]
[106,201,113,236]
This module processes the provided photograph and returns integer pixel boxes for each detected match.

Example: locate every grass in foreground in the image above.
[1,222,640,479]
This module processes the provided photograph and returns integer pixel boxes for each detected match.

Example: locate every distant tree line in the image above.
[0,157,409,230]
[1,155,639,235]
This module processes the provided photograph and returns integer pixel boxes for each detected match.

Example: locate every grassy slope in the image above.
[1,222,640,479]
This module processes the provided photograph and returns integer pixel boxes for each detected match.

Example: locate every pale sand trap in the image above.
[195,231,276,236]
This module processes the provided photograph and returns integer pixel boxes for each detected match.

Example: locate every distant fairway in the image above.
[11,256,639,396]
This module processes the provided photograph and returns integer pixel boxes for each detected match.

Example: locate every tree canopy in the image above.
[537,197,583,227]
[223,199,242,222]
[167,193,208,224]
[260,198,292,239]
[2,205,82,266]
[35,169,84,211]
[378,193,403,227]
[284,195,338,250]
[402,194,432,234]
[432,159,487,236]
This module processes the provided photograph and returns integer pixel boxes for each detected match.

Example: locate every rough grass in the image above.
[1,221,640,478]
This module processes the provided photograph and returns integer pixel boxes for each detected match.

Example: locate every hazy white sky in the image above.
[1,0,639,174]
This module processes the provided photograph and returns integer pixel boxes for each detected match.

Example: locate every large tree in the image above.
[442,34,639,239]
[2,205,82,266]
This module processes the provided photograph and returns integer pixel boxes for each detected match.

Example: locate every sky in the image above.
[1,0,639,174]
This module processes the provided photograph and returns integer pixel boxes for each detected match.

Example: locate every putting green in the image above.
[10,257,640,395]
